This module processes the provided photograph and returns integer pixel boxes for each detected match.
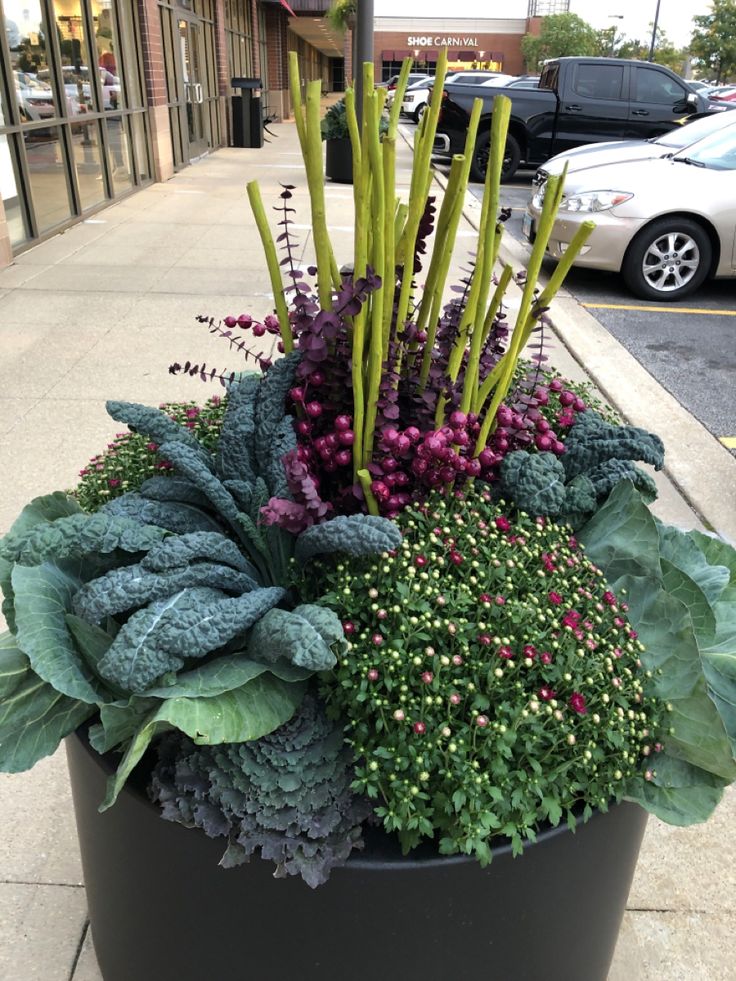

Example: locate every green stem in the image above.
[246,181,293,353]
[362,90,386,469]
[288,52,307,151]
[305,80,334,310]
[357,468,380,516]
[473,170,571,454]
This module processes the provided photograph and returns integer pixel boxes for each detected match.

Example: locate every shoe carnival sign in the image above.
[407,36,479,47]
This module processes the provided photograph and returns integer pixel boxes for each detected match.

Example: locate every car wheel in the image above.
[470,132,521,183]
[413,103,426,124]
[622,218,712,301]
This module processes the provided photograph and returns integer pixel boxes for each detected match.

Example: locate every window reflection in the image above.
[91,0,127,109]
[23,127,73,233]
[69,119,105,210]
[105,116,132,193]
[51,0,95,116]
[129,112,150,182]
[4,1,58,121]
[0,134,28,246]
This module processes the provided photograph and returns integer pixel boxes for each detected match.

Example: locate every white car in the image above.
[534,109,736,185]
[14,71,55,122]
[400,79,432,122]
[524,116,736,300]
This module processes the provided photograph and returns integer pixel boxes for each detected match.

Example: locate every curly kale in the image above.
[499,410,665,526]
[149,693,371,888]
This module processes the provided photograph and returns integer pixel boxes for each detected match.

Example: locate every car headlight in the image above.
[404,94,415,102]
[558,190,634,213]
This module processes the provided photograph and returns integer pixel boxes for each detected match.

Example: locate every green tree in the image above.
[690,0,736,82]
[617,29,685,74]
[521,13,601,71]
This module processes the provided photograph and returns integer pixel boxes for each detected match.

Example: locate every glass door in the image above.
[178,17,208,159]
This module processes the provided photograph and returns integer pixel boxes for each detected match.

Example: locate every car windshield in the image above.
[674,126,736,169]
[654,112,736,149]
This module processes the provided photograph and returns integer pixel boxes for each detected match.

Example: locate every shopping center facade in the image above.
[0,3,535,265]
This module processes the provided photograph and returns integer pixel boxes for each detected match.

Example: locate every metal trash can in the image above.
[231,77,264,149]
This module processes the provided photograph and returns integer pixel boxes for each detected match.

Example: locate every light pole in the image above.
[648,0,662,61]
[354,0,375,124]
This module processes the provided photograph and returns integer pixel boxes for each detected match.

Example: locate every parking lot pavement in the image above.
[462,171,736,454]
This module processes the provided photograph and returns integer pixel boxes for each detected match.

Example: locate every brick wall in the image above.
[137,0,168,105]
[263,3,290,119]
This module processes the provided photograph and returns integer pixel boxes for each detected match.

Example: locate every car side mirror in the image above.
[686,92,698,106]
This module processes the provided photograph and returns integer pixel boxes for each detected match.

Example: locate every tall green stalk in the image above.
[473,171,591,456]
[362,89,386,469]
[246,182,293,353]
[304,81,334,310]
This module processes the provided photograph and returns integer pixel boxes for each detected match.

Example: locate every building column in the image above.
[138,0,175,181]
[213,0,230,145]
[263,3,290,121]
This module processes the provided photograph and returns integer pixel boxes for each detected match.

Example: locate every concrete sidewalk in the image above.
[0,119,733,981]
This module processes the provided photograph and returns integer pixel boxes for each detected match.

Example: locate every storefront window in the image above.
[104,115,131,193]
[5,1,58,122]
[51,0,95,116]
[0,133,27,245]
[69,118,105,210]
[22,126,73,233]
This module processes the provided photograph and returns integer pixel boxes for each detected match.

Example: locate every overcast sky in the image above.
[374,1,713,49]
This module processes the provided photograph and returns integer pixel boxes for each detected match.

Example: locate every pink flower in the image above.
[449,693,461,705]
[540,652,553,665]
[603,591,616,606]
[421,671,434,684]
[367,669,379,682]
[477,633,492,646]
[539,686,556,701]
[475,715,489,727]
[498,645,514,660]
[413,722,426,735]
[108,478,120,488]
[548,591,563,605]
[523,644,537,659]
[569,692,587,715]
[495,516,511,532]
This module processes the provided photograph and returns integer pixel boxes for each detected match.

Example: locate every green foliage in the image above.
[0,354,399,806]
[294,514,402,565]
[149,693,371,887]
[579,481,736,813]
[325,0,355,33]
[249,604,346,671]
[691,0,736,82]
[499,410,664,528]
[320,98,389,141]
[74,397,226,512]
[521,13,601,71]
[309,488,666,862]
[615,29,685,74]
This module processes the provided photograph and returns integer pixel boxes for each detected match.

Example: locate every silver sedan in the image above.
[524,117,736,300]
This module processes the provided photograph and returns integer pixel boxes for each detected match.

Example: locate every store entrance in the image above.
[161,4,218,168]
[177,15,208,159]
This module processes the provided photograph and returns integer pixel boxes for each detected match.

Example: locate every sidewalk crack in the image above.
[68,919,90,981]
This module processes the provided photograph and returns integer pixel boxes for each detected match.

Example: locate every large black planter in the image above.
[325,136,353,183]
[67,729,646,981]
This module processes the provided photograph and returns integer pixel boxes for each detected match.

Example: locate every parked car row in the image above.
[12,65,121,121]
[524,110,736,300]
